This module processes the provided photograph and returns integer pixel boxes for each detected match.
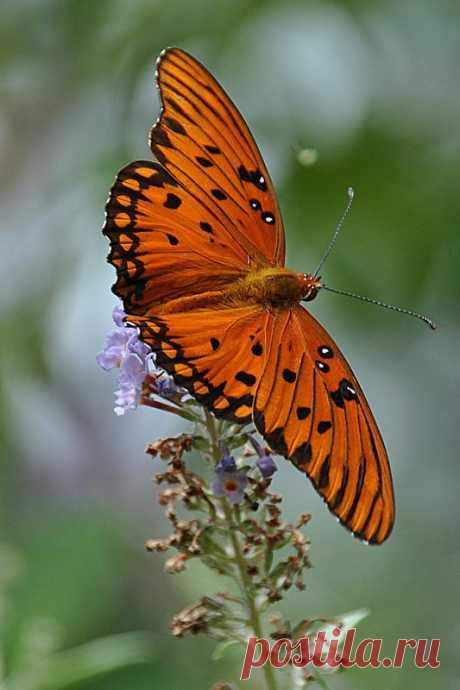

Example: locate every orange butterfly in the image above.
[103,47,395,544]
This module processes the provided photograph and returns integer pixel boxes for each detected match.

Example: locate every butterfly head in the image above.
[298,273,322,302]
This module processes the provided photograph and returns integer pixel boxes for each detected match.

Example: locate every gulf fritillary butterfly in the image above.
[103,47,395,545]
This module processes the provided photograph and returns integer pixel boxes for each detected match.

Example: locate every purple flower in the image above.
[112,304,125,328]
[216,449,237,473]
[248,435,278,478]
[256,454,277,478]
[97,305,151,415]
[155,374,186,402]
[212,462,248,505]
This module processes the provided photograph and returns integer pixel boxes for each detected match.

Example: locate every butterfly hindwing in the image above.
[131,301,394,544]
[253,306,395,545]
[129,305,268,424]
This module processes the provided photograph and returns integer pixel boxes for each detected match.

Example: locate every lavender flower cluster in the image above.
[96,305,151,415]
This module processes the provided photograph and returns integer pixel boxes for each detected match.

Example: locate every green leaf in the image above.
[192,435,210,451]
[223,434,248,450]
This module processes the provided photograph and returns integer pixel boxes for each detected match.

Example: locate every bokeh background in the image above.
[1,1,459,688]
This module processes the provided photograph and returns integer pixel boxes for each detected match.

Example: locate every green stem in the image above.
[205,411,279,690]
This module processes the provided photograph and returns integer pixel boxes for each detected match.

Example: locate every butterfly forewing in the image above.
[152,48,286,267]
[103,159,248,313]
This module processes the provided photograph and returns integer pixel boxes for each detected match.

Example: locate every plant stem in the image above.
[205,411,279,690]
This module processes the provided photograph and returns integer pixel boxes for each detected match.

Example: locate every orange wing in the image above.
[103,159,252,315]
[103,47,286,315]
[129,305,268,424]
[129,303,394,544]
[253,305,394,544]
[152,47,285,267]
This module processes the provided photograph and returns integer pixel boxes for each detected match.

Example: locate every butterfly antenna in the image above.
[313,187,355,278]
[321,284,437,329]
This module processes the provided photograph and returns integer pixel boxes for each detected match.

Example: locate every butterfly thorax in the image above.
[229,268,321,309]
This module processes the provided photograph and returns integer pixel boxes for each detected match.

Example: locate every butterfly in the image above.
[103,47,395,545]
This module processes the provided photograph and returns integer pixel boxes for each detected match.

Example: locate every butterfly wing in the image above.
[130,300,393,544]
[103,159,251,315]
[129,305,268,424]
[253,305,395,545]
[152,47,286,267]
[104,48,287,316]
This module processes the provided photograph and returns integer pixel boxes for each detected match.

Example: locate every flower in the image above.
[212,455,248,504]
[247,435,278,478]
[146,371,188,404]
[216,449,237,473]
[97,304,151,415]
[256,454,277,478]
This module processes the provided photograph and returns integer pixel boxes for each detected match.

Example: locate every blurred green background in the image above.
[1,0,459,688]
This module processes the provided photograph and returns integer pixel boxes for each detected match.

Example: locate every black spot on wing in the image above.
[164,116,186,134]
[291,441,312,468]
[296,406,311,420]
[317,420,332,434]
[164,193,182,209]
[196,156,213,168]
[265,427,288,457]
[330,379,358,408]
[261,211,275,225]
[199,221,214,234]
[211,188,227,200]
[282,368,296,383]
[237,165,267,191]
[318,345,334,359]
[151,125,173,148]
[235,371,256,387]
